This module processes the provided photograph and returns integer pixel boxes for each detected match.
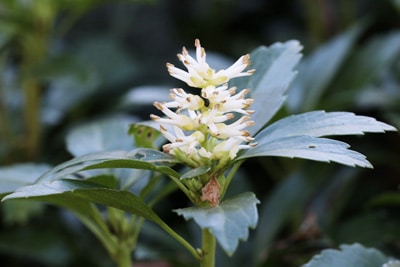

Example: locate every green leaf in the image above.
[239,135,372,168]
[253,111,396,141]
[253,166,332,263]
[175,192,260,256]
[230,40,302,135]
[180,166,210,180]
[287,22,364,112]
[66,116,136,157]
[238,111,396,167]
[3,178,161,223]
[302,243,388,267]
[36,149,180,183]
[326,31,400,109]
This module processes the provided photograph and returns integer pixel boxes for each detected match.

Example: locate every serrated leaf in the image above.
[302,243,388,267]
[37,149,180,183]
[175,192,260,256]
[254,111,396,142]
[238,135,372,168]
[238,111,396,167]
[66,116,136,157]
[230,40,302,135]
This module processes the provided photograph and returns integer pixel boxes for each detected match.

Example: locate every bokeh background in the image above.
[0,0,399,266]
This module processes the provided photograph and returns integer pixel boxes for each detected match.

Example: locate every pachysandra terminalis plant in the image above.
[1,39,397,267]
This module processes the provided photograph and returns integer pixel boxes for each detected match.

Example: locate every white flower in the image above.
[212,137,257,160]
[165,88,204,111]
[160,125,204,156]
[167,39,254,88]
[151,102,198,130]
[151,39,257,168]
[209,116,255,141]
[202,85,254,114]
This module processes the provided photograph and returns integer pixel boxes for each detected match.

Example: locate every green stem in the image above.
[200,229,216,267]
[158,220,201,261]
[220,160,243,199]
[116,246,132,267]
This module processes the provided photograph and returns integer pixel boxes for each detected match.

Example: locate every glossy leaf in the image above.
[36,149,180,183]
[302,243,388,267]
[175,192,260,256]
[230,40,302,135]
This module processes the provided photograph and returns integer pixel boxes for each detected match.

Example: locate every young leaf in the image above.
[238,135,372,168]
[175,192,260,256]
[302,243,388,267]
[230,40,303,135]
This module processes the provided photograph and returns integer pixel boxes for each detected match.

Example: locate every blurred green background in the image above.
[0,0,399,266]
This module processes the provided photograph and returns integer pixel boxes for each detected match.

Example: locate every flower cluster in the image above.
[151,39,256,169]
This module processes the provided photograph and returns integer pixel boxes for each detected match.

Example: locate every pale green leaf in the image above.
[175,192,260,256]
[230,40,302,135]
[238,136,372,168]
[0,164,51,196]
[180,166,210,180]
[238,111,396,167]
[253,111,396,142]
[302,243,388,267]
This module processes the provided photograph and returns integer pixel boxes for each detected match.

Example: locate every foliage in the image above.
[0,1,399,267]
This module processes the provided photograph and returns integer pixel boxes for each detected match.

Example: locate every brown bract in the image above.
[201,176,221,207]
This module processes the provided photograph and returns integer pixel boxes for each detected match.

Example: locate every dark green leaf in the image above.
[287,22,364,112]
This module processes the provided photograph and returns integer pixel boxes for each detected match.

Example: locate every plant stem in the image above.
[116,246,132,267]
[158,220,201,261]
[201,229,216,267]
